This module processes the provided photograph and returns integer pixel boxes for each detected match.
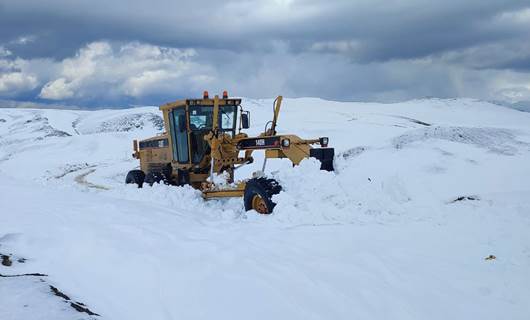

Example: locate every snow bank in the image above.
[1,97,530,320]
[393,126,530,155]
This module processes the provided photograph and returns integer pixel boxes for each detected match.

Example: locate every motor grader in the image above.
[125,91,334,214]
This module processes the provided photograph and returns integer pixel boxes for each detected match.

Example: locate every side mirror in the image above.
[241,112,250,129]
[178,115,187,132]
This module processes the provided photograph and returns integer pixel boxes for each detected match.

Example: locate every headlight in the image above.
[282,138,290,147]
[319,137,329,147]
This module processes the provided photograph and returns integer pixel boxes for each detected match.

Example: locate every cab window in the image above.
[189,106,213,130]
[220,105,236,131]
[188,105,237,133]
[170,108,189,163]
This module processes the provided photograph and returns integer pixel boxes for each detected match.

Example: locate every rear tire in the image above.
[125,170,145,188]
[144,170,173,186]
[145,172,162,186]
[244,178,282,214]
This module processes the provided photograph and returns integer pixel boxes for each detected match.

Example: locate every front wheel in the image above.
[243,178,282,214]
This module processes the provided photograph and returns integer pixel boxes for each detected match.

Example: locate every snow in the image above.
[1,98,530,319]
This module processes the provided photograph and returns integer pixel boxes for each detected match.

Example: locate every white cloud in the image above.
[497,87,530,102]
[12,35,36,45]
[0,72,38,95]
[0,46,12,57]
[37,41,212,100]
[2,38,530,104]
[0,53,39,96]
[39,78,75,100]
[496,7,530,26]
[310,40,362,55]
[492,73,530,102]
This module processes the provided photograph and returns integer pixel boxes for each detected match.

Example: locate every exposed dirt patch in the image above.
[450,195,480,203]
[53,163,96,179]
[0,273,48,277]
[339,146,368,159]
[1,254,12,266]
[69,301,100,316]
[0,248,99,317]
[0,252,28,266]
[50,285,71,300]
[50,285,100,316]
[394,115,431,126]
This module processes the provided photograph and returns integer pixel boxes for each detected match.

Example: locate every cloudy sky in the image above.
[1,0,530,107]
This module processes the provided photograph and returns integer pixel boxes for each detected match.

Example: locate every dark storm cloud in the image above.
[1,0,528,62]
[498,58,530,71]
[1,0,530,105]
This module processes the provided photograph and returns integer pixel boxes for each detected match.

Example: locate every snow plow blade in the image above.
[310,147,335,171]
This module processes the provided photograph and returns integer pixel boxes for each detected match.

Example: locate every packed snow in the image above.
[1,98,530,319]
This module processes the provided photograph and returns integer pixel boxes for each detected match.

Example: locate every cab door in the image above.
[169,108,190,163]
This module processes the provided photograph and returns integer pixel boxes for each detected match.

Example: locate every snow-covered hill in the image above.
[1,98,530,320]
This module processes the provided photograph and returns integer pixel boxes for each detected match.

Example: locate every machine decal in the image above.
[237,137,281,150]
[139,138,169,149]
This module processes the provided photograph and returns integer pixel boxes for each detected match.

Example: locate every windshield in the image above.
[220,105,236,130]
[189,105,237,132]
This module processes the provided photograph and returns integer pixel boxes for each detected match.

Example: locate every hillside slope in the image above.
[1,98,530,320]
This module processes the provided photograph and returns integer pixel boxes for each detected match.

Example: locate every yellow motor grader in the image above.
[126,91,334,214]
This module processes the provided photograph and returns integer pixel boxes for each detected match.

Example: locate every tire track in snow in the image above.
[74,169,110,190]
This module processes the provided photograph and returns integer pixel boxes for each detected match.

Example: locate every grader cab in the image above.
[126,91,334,214]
